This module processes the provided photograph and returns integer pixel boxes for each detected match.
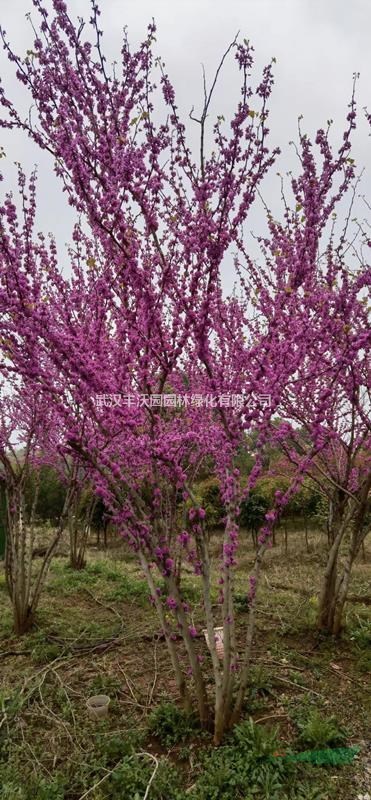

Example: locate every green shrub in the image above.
[89,674,121,696]
[31,642,62,664]
[24,465,66,525]
[297,710,347,748]
[233,593,249,613]
[148,702,199,747]
[239,491,269,535]
[231,717,279,759]
[94,730,143,764]
[248,666,273,697]
[103,755,186,800]
[194,478,224,529]
[348,614,371,649]
[0,761,67,800]
[48,562,99,594]
[30,776,66,800]
[283,784,330,800]
[188,719,286,800]
[86,562,121,580]
[357,651,371,673]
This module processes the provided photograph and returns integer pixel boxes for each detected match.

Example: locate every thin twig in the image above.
[141,752,159,800]
[77,762,122,800]
[328,663,369,689]
[254,713,288,724]
[273,675,324,698]
[20,726,53,779]
[147,640,158,707]
[82,588,123,622]
[0,649,30,659]
[77,752,159,800]
[261,660,306,672]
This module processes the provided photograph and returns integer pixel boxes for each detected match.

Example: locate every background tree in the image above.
[256,131,371,633]
[239,489,270,549]
[0,380,75,634]
[24,464,66,526]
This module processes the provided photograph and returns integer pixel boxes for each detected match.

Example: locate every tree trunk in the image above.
[69,498,96,570]
[361,539,366,562]
[12,601,34,636]
[69,549,86,570]
[139,550,192,714]
[327,498,335,546]
[5,485,36,635]
[251,528,257,550]
[317,493,348,632]
[317,556,338,631]
[331,552,354,636]
[232,538,268,725]
[167,574,210,727]
[214,695,229,746]
[3,458,74,637]
[330,482,371,635]
[317,526,344,631]
[194,528,223,738]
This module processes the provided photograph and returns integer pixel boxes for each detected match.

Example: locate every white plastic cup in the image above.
[86,694,110,719]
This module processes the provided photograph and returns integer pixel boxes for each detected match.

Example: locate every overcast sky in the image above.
[1,0,371,276]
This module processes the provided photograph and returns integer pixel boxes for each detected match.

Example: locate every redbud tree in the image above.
[253,109,371,635]
[1,0,368,738]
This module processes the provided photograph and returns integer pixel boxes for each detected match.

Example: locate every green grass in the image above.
[103,573,149,605]
[0,711,344,800]
[0,537,369,800]
[47,559,124,594]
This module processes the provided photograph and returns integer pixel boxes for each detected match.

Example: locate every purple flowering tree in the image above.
[1,0,368,738]
[253,104,371,635]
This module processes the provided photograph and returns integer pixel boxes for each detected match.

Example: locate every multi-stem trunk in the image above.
[5,484,37,635]
[317,492,348,632]
[231,539,267,725]
[139,550,193,714]
[165,574,210,727]
[194,527,225,743]
[330,479,371,635]
[330,538,357,636]
[5,480,73,635]
[214,513,239,744]
[69,496,96,570]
